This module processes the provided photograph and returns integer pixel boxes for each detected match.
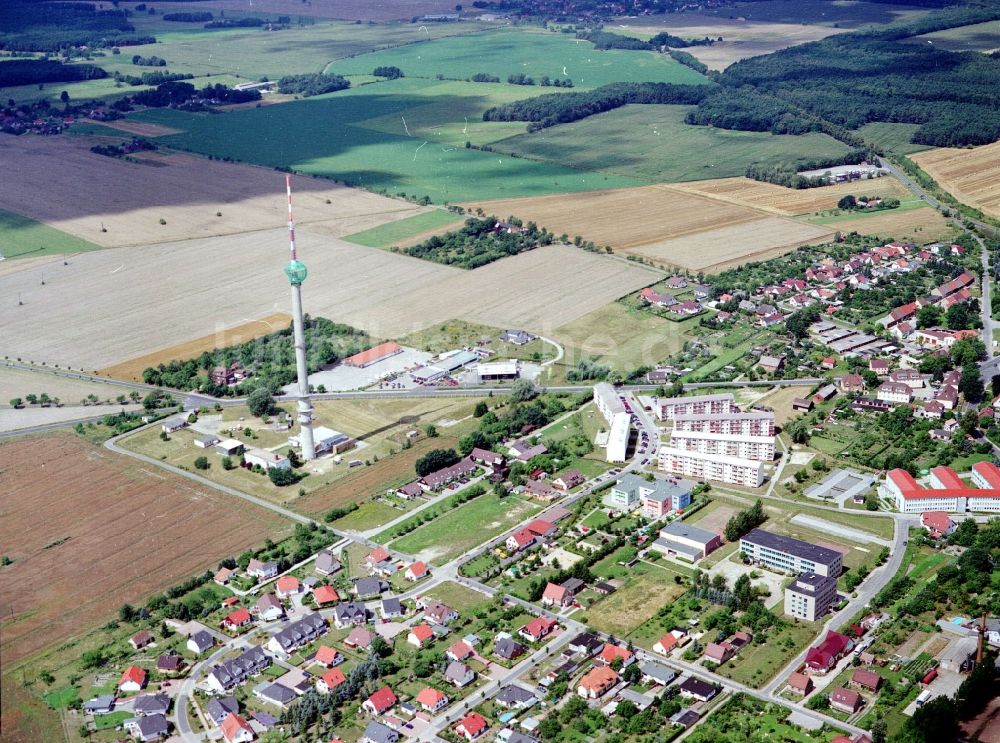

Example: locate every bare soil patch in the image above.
[912,142,1000,219]
[0,434,289,664]
[626,216,833,272]
[0,229,651,369]
[99,312,292,382]
[674,176,911,215]
[0,135,426,248]
[465,185,765,250]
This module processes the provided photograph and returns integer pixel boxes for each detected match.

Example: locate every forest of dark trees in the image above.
[482,81,711,132]
[0,59,107,87]
[130,81,261,108]
[400,216,552,269]
[0,1,152,52]
[161,11,213,22]
[277,73,350,97]
[692,6,1000,147]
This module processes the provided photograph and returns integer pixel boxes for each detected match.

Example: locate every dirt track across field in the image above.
[0,434,289,664]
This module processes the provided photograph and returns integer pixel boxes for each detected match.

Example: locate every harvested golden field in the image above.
[612,15,844,71]
[627,217,834,272]
[99,313,292,382]
[0,135,427,248]
[0,434,289,664]
[675,176,912,216]
[823,205,956,243]
[0,229,652,369]
[912,142,1000,219]
[465,185,765,250]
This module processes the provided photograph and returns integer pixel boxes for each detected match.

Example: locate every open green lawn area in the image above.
[42,685,79,710]
[805,196,927,226]
[330,499,411,532]
[552,301,698,376]
[325,28,710,90]
[492,104,853,184]
[715,621,820,688]
[423,581,492,613]
[585,562,689,636]
[344,209,464,247]
[0,208,101,260]
[388,493,541,563]
[134,77,644,202]
[856,122,933,155]
[94,710,132,730]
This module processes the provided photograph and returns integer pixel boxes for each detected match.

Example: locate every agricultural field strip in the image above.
[911,142,1000,219]
[0,228,652,370]
[0,136,428,249]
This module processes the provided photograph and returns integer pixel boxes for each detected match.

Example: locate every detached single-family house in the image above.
[830,687,863,714]
[380,597,404,620]
[415,686,449,713]
[220,713,255,743]
[345,626,374,650]
[187,630,215,655]
[363,686,398,716]
[313,645,344,668]
[408,623,435,649]
[246,559,278,580]
[422,600,458,625]
[275,576,301,599]
[161,417,187,434]
[787,672,813,696]
[132,693,170,717]
[851,669,882,692]
[598,643,634,667]
[553,469,585,491]
[639,662,676,687]
[83,696,115,716]
[205,697,239,726]
[253,593,285,622]
[577,666,618,699]
[518,616,557,643]
[447,641,474,662]
[493,637,526,661]
[119,666,147,694]
[446,661,475,688]
[332,602,368,629]
[405,561,429,581]
[361,721,399,743]
[455,712,489,741]
[495,685,537,710]
[653,633,678,656]
[130,630,154,651]
[313,585,340,606]
[124,713,170,742]
[317,668,347,694]
[678,677,719,702]
[315,550,342,576]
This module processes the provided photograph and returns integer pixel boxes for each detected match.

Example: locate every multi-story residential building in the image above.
[607,412,631,464]
[658,447,765,488]
[739,529,843,577]
[656,393,735,421]
[784,572,839,621]
[672,411,775,437]
[667,429,775,462]
[593,383,625,424]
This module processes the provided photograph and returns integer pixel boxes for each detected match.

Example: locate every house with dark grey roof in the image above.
[445,661,475,688]
[493,637,526,660]
[333,601,368,629]
[132,693,170,717]
[255,682,297,708]
[380,597,404,619]
[354,577,384,599]
[494,685,537,710]
[639,662,676,686]
[124,713,170,742]
[206,646,271,694]
[315,550,342,576]
[361,720,400,743]
[678,676,719,702]
[669,709,700,728]
[740,528,842,577]
[568,632,604,656]
[265,612,327,656]
[83,696,115,715]
[187,630,215,655]
[205,696,239,725]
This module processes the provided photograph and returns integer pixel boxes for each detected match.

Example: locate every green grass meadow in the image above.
[493,104,854,183]
[0,209,102,260]
[135,78,644,202]
[344,209,464,247]
[325,28,711,89]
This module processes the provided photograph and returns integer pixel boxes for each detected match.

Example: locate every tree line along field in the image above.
[489,104,854,184]
[324,28,710,89]
[0,434,290,665]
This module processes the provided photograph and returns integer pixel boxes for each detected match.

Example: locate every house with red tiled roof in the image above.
[362,686,397,715]
[405,562,428,581]
[830,687,863,714]
[313,585,340,606]
[275,576,301,599]
[446,640,473,662]
[415,687,449,713]
[806,631,853,673]
[505,529,535,553]
[220,713,255,743]
[787,672,813,696]
[314,645,343,668]
[652,633,678,656]
[920,511,956,539]
[455,712,488,741]
[577,666,619,699]
[407,623,435,648]
[317,668,347,694]
[518,616,557,643]
[598,643,634,667]
[541,582,572,608]
[119,666,147,693]
[850,668,882,692]
[222,608,253,632]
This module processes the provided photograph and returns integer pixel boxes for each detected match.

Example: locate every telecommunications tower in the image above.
[284,175,316,461]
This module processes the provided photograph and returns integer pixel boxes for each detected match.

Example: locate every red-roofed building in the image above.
[541,582,572,608]
[362,686,397,715]
[505,529,535,553]
[455,712,488,741]
[653,633,678,655]
[314,645,342,667]
[598,643,635,667]
[972,461,1000,489]
[920,511,956,539]
[275,576,301,598]
[317,667,347,694]
[367,546,390,565]
[223,608,253,631]
[787,672,813,696]
[408,623,435,648]
[830,687,863,714]
[220,713,255,743]
[930,466,965,490]
[416,686,449,713]
[805,631,853,673]
[446,641,473,661]
[118,666,147,693]
[313,585,340,606]
[518,616,557,642]
[525,519,556,537]
[851,668,882,692]
[344,342,403,368]
[405,562,428,581]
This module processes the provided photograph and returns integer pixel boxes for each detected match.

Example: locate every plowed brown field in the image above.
[912,142,1000,219]
[0,434,289,663]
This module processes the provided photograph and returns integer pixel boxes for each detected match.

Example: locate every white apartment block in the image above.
[594,382,626,424]
[658,446,764,488]
[607,412,631,464]
[668,429,775,462]
[784,572,839,622]
[656,393,735,421]
[672,411,775,437]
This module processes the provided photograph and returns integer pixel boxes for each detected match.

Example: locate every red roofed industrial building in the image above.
[343,342,403,368]
[880,464,1000,514]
